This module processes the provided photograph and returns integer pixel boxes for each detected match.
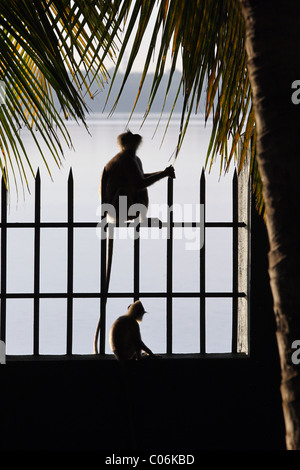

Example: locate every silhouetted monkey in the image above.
[94,131,175,353]
[110,300,158,449]
[109,300,156,361]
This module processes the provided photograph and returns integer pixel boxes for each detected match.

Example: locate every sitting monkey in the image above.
[109,300,157,361]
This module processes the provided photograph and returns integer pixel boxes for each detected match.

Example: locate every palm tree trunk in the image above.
[239,0,300,450]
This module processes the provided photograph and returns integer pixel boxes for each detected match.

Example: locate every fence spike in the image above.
[68,167,74,182]
[200,167,205,181]
[1,168,8,190]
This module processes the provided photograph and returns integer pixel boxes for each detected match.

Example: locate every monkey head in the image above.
[117,130,142,152]
[127,300,147,322]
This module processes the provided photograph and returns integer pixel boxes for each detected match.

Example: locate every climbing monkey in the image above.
[109,300,157,361]
[100,130,175,222]
[94,131,175,353]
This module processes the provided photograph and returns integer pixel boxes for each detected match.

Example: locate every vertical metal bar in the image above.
[133,216,140,302]
[246,153,252,355]
[200,168,206,354]
[166,177,173,354]
[99,213,107,355]
[0,175,7,343]
[67,169,74,355]
[232,169,238,353]
[33,169,41,356]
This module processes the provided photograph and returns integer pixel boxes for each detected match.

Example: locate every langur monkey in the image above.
[94,131,175,353]
[109,300,157,361]
[110,301,158,449]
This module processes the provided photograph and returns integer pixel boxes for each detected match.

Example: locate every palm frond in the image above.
[0,0,119,194]
[100,0,262,213]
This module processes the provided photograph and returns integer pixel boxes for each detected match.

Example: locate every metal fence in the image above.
[0,164,251,358]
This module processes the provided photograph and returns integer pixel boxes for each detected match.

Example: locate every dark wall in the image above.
[0,354,284,451]
[0,206,286,451]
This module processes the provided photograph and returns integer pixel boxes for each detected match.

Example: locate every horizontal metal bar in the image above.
[3,291,246,299]
[6,352,249,362]
[205,222,246,228]
[1,221,246,228]
[2,222,97,228]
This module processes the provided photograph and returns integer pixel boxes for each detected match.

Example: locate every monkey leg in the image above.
[110,190,134,224]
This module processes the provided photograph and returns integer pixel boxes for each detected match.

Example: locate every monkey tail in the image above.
[105,226,114,296]
[94,225,114,354]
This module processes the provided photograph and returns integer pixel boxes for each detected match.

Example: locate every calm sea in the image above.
[5,113,234,355]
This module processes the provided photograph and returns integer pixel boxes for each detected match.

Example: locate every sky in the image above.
[109,3,182,74]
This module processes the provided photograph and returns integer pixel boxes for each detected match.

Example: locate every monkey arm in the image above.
[135,170,169,189]
[143,171,164,178]
[134,156,172,189]
[140,341,155,357]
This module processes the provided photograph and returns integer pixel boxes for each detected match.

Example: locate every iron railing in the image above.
[0,166,250,357]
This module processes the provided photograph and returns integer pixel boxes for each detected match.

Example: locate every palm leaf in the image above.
[0,0,119,194]
[99,0,262,213]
